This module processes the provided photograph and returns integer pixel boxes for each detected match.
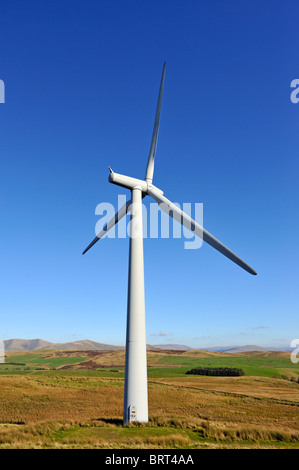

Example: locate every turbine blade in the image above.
[148,187,257,275]
[145,61,166,184]
[82,199,131,255]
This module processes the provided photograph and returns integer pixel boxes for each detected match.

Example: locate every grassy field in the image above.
[0,349,298,448]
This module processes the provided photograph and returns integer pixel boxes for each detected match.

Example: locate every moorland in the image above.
[0,348,298,448]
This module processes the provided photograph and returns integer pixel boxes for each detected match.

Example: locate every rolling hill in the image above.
[2,339,292,353]
[3,339,124,351]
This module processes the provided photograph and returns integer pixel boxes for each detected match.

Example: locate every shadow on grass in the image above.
[95,418,123,426]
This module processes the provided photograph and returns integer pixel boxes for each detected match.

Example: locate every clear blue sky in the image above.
[0,1,298,348]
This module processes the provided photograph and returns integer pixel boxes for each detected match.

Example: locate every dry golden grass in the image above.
[0,375,123,424]
[0,372,298,448]
[148,378,299,433]
[157,375,299,403]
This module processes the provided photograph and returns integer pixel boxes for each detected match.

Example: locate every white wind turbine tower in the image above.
[83,62,257,425]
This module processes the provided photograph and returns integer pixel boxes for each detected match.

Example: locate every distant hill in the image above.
[152,344,192,351]
[4,339,54,351]
[3,339,124,352]
[3,339,192,352]
[201,345,293,353]
[3,339,291,353]
[223,345,273,354]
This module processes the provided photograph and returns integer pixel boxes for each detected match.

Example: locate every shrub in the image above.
[186,367,244,377]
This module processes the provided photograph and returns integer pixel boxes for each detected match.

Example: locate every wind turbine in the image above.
[82,62,257,425]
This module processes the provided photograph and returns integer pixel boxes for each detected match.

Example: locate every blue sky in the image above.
[0,1,298,348]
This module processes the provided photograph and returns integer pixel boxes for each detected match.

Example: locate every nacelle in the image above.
[108,170,148,192]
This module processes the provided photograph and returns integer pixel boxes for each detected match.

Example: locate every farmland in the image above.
[0,349,298,448]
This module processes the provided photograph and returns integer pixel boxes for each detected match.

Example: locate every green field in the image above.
[153,355,298,379]
[1,351,298,380]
